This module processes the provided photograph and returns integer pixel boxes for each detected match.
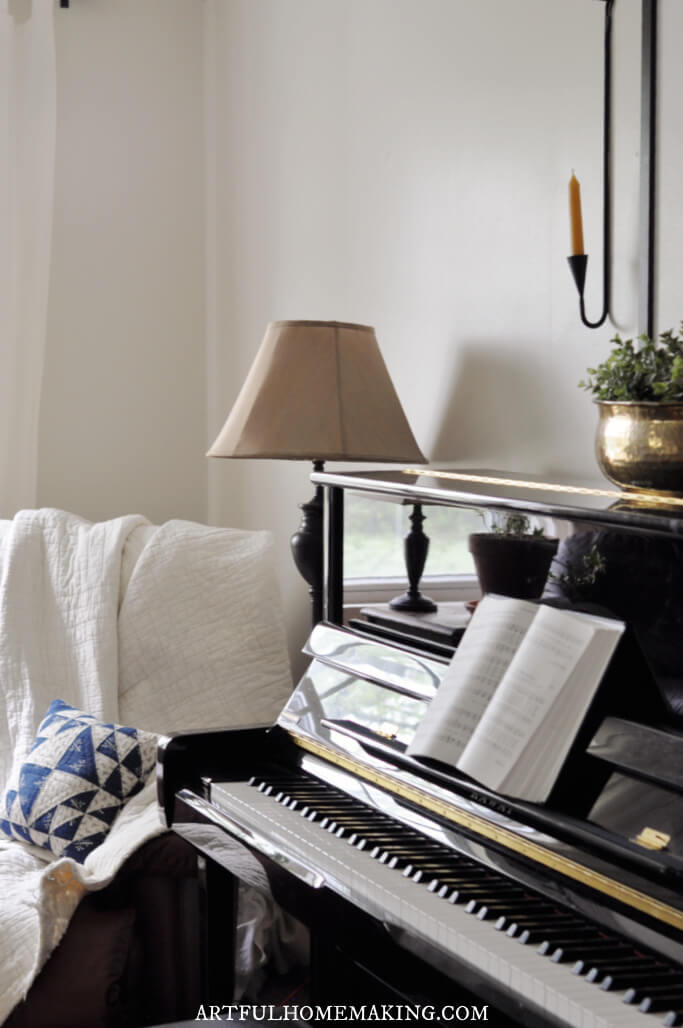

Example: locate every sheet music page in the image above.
[406,594,538,766]
[502,612,625,799]
[455,604,595,792]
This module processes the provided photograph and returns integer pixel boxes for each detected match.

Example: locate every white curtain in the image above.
[0,1,56,518]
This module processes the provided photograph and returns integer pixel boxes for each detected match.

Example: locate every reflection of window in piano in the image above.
[343,494,563,608]
[343,494,481,581]
[318,667,428,745]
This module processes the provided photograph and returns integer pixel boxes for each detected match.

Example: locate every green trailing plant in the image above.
[579,324,683,402]
[549,544,606,603]
[489,513,547,538]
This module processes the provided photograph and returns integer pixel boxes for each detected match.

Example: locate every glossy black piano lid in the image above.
[312,467,683,538]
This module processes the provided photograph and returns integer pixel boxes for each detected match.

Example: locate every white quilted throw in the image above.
[118,519,292,734]
[0,509,148,786]
[0,510,293,1023]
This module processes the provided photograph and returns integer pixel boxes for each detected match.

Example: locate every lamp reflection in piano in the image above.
[207,320,426,627]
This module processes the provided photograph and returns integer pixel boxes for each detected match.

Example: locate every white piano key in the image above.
[211,781,673,1028]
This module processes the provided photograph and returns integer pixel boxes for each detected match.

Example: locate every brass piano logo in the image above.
[635,827,671,851]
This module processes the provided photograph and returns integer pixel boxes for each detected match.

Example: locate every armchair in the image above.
[0,511,293,1028]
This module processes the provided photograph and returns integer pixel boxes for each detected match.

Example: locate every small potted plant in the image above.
[580,325,683,494]
[468,513,558,600]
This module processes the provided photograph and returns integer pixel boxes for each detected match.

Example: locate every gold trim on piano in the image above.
[402,468,683,507]
[289,731,683,933]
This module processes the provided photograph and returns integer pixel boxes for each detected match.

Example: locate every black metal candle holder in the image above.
[568,0,613,330]
[568,253,608,329]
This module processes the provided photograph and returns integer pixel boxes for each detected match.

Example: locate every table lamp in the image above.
[207,320,426,625]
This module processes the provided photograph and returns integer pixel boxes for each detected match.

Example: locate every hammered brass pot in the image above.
[595,400,683,495]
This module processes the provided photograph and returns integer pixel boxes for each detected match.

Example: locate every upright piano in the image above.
[158,470,683,1026]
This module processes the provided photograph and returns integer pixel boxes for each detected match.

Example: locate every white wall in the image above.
[205,0,680,668]
[38,0,206,525]
[657,0,683,333]
[34,1,682,672]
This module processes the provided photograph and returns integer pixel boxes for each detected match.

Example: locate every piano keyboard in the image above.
[209,770,683,1028]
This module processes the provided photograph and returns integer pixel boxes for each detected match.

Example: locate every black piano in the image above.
[158,470,683,1027]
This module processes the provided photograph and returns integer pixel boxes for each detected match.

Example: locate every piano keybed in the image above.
[208,764,683,1027]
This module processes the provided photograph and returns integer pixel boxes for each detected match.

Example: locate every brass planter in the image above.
[595,400,683,495]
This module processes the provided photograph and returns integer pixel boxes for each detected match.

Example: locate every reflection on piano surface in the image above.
[159,622,683,1027]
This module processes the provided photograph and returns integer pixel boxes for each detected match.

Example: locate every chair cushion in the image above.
[0,699,156,862]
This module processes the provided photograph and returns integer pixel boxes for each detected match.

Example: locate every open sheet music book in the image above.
[406,594,625,803]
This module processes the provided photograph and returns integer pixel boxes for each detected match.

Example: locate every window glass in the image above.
[343,494,481,579]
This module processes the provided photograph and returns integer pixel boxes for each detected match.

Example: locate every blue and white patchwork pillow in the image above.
[0,699,156,863]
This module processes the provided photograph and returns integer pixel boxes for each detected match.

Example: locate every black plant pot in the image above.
[468,533,559,600]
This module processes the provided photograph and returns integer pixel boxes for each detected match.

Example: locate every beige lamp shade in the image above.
[207,320,426,463]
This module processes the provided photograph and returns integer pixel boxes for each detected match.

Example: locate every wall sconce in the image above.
[567,0,613,329]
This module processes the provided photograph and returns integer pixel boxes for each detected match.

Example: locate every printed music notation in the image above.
[407,595,624,803]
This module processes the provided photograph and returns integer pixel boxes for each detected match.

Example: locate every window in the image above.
[343,493,482,580]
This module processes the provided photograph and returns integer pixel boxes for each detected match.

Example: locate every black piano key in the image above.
[403,841,476,857]
[426,874,516,894]
[252,777,339,795]
[411,867,506,887]
[380,853,413,870]
[458,888,526,912]
[379,849,429,866]
[310,809,369,824]
[499,913,576,933]
[419,879,516,902]
[371,844,408,858]
[537,932,615,955]
[629,982,683,1003]
[473,901,529,919]
[547,941,626,964]
[445,887,525,908]
[640,992,683,1014]
[460,890,532,912]
[405,864,485,881]
[381,848,460,866]
[597,967,677,990]
[471,896,549,920]
[513,921,590,944]
[663,1011,683,1027]
[580,954,655,979]
[355,836,444,852]
[425,871,521,891]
